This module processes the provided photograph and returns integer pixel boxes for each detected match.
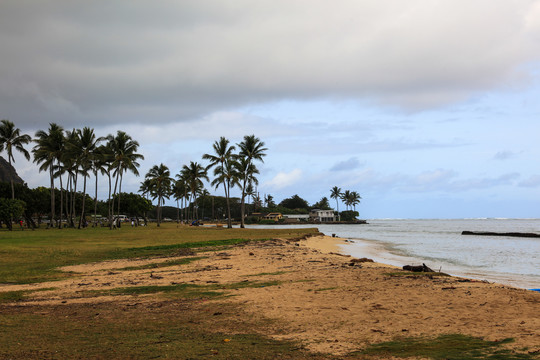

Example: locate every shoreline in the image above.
[334,235,540,290]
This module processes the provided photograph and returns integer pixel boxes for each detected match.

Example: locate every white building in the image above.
[309,209,336,222]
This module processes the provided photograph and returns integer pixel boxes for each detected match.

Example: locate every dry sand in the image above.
[1,235,539,356]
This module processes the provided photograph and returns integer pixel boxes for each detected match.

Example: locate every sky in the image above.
[1,1,540,219]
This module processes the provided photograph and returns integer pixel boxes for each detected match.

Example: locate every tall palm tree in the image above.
[92,145,112,227]
[106,131,144,227]
[181,161,208,222]
[0,120,31,201]
[0,120,31,227]
[145,163,172,227]
[33,123,65,227]
[341,190,352,211]
[138,177,153,225]
[171,178,187,224]
[330,186,342,221]
[66,127,102,228]
[237,135,267,228]
[203,137,237,228]
[350,191,362,212]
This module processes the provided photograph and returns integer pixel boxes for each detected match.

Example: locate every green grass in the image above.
[360,334,536,360]
[79,281,282,300]
[0,224,319,284]
[0,288,57,303]
[0,301,320,360]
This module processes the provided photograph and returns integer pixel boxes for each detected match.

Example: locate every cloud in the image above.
[330,157,363,171]
[493,150,520,160]
[1,1,540,129]
[264,169,303,190]
[519,175,540,188]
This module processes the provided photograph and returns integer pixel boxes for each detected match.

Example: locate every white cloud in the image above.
[264,169,303,190]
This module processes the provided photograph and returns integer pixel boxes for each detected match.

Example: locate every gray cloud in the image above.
[1,1,540,129]
[494,150,520,160]
[330,157,363,171]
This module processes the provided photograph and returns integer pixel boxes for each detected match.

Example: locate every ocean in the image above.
[248,219,540,290]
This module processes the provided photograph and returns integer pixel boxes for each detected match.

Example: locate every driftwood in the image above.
[403,263,434,272]
[462,231,540,238]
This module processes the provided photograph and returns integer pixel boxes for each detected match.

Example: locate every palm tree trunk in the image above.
[240,178,247,228]
[94,172,99,227]
[110,170,120,229]
[49,166,55,227]
[79,175,87,229]
[225,180,232,228]
[58,167,64,230]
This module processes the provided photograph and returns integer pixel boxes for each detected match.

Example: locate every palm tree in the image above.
[341,190,352,211]
[350,191,362,212]
[264,194,275,208]
[181,161,208,222]
[106,131,144,227]
[330,186,342,221]
[237,135,267,228]
[66,127,102,228]
[33,123,65,227]
[203,137,237,228]
[0,120,31,201]
[171,178,187,224]
[92,145,112,227]
[138,177,153,225]
[145,163,172,227]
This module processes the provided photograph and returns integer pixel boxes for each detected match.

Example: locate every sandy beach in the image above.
[1,234,539,356]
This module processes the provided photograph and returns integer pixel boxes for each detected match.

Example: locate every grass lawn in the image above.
[0,223,318,284]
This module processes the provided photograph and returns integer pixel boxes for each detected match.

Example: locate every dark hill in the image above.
[0,156,24,184]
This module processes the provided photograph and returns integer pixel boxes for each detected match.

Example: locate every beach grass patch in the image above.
[115,256,206,271]
[0,287,57,303]
[0,301,314,360]
[79,281,282,300]
[359,334,534,360]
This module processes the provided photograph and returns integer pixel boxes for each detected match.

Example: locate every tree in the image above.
[264,194,275,208]
[350,191,362,211]
[237,135,267,228]
[0,198,25,230]
[203,137,237,228]
[92,145,112,227]
[145,163,172,226]
[181,162,209,221]
[0,120,31,200]
[312,197,331,210]
[330,186,342,220]
[33,123,65,227]
[279,194,309,211]
[171,178,186,224]
[106,131,144,227]
[66,127,103,228]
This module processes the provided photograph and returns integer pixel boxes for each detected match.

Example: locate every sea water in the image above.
[248,219,540,289]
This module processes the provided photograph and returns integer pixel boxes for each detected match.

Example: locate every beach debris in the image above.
[402,263,434,272]
[351,257,374,263]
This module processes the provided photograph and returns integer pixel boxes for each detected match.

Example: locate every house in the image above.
[309,209,336,222]
[264,212,283,221]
